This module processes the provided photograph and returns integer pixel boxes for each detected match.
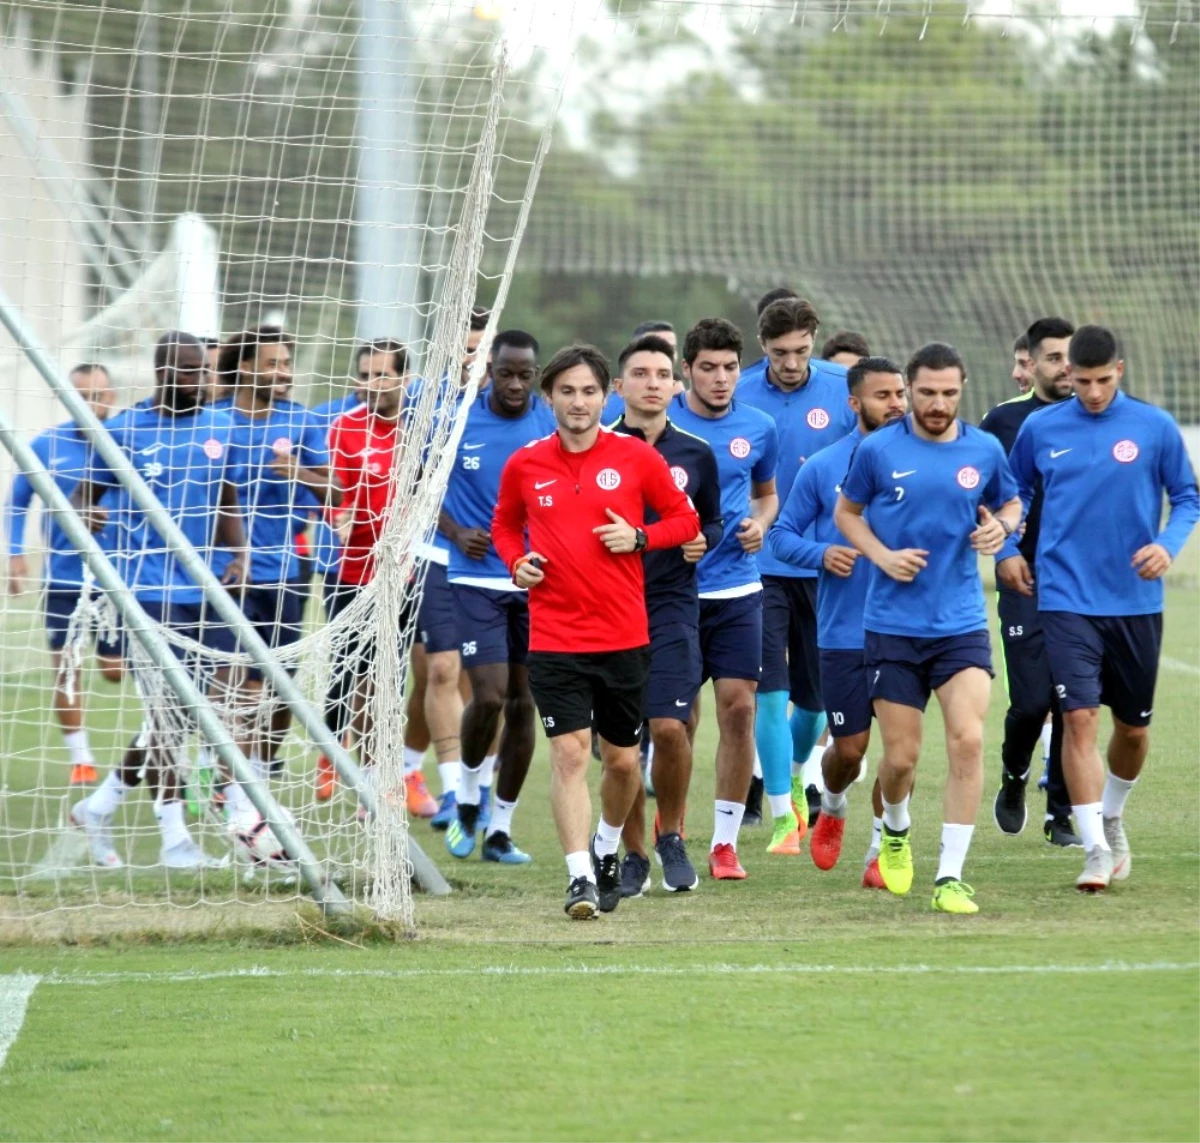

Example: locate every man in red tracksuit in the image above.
[492,343,701,919]
[325,352,412,781]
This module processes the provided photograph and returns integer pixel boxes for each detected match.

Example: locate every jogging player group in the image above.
[7,292,1197,918]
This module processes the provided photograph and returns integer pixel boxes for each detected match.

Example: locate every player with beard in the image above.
[768,358,907,887]
[835,343,1022,914]
[981,318,1080,847]
[70,332,247,869]
[216,327,342,795]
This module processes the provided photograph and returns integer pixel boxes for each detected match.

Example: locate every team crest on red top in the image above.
[956,465,980,489]
[202,438,224,460]
[272,437,293,455]
[729,437,751,459]
[596,467,621,490]
[1113,439,1139,463]
[670,465,689,490]
[807,408,830,430]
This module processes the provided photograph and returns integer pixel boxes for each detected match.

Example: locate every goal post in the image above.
[0,286,451,901]
[0,383,349,915]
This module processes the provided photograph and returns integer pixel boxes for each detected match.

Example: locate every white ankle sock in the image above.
[803,744,826,793]
[935,822,975,882]
[767,792,793,819]
[593,817,623,857]
[479,753,497,786]
[870,816,883,853]
[458,764,483,806]
[88,771,132,817]
[1101,774,1136,820]
[566,850,594,883]
[488,797,517,839]
[882,795,911,833]
[1073,801,1109,850]
[155,800,190,849]
[437,760,461,796]
[63,729,93,766]
[402,746,424,775]
[711,800,744,850]
[822,788,848,815]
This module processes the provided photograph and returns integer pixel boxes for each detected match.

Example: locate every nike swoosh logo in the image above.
[1049,448,1072,458]
[138,443,166,456]
[463,443,486,450]
[717,808,734,815]
[674,699,689,707]
[891,469,916,479]
[535,480,556,490]
[1140,710,1152,718]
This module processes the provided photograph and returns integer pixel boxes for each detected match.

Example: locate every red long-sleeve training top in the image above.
[328,405,402,586]
[492,426,701,653]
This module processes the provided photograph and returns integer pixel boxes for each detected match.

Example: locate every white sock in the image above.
[593,817,623,858]
[803,744,826,793]
[63,729,93,766]
[855,755,869,784]
[155,800,191,849]
[882,795,911,833]
[1040,721,1053,765]
[226,781,253,819]
[822,788,848,815]
[790,759,803,780]
[197,746,213,771]
[402,746,424,776]
[248,753,267,781]
[753,752,763,780]
[566,849,594,883]
[767,792,793,820]
[870,816,883,853]
[88,771,132,817]
[1073,801,1109,851]
[437,760,461,796]
[479,753,497,786]
[458,764,482,806]
[1102,774,1136,820]
[936,822,975,883]
[488,796,517,839]
[712,799,744,850]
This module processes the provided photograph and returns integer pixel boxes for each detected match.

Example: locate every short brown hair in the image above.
[821,329,870,360]
[758,298,820,343]
[540,343,610,395]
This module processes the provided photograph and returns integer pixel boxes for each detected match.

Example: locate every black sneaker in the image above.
[592,847,622,913]
[620,852,651,898]
[744,774,764,827]
[993,770,1028,835]
[1044,815,1083,848]
[564,876,599,919]
[805,784,821,829]
[655,831,699,892]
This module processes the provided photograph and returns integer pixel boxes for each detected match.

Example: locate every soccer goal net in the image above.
[0,0,559,937]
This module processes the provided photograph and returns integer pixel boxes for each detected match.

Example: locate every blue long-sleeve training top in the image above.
[1004,390,1199,617]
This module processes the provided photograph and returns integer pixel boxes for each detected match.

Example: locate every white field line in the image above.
[0,973,39,1069]
[25,961,1200,988]
[1162,655,1200,677]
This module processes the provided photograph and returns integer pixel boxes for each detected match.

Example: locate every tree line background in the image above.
[2,0,1196,421]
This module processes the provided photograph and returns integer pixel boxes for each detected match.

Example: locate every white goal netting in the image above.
[0,0,559,934]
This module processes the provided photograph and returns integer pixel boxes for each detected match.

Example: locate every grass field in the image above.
[0,583,1197,1141]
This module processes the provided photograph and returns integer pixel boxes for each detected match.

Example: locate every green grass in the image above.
[0,586,1197,1141]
